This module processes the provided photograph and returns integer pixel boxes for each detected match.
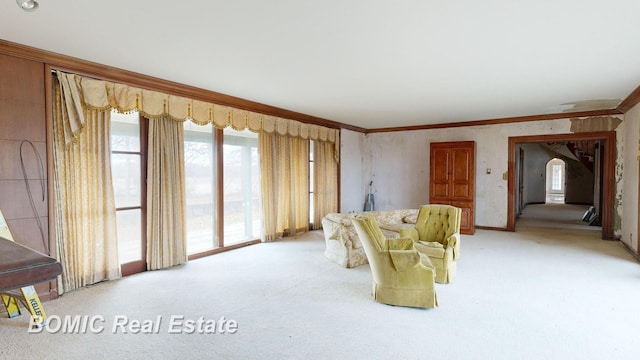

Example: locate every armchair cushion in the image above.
[411,204,462,284]
[415,241,446,259]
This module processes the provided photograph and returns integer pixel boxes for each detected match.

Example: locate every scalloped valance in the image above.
[56,71,339,151]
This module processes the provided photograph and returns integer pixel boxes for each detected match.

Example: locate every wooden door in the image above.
[430,141,475,234]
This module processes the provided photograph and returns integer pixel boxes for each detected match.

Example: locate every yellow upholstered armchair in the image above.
[401,204,462,284]
[351,214,438,309]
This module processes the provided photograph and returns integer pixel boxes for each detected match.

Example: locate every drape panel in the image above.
[53,83,121,293]
[56,71,86,144]
[55,70,341,252]
[60,71,339,160]
[147,116,187,270]
[313,141,339,229]
[259,132,309,241]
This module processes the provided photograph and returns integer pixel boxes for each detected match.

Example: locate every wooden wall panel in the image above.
[0,52,53,299]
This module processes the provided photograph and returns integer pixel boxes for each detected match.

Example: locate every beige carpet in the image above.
[2,205,639,359]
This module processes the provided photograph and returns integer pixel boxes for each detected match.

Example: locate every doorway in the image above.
[507,131,615,239]
[546,158,566,204]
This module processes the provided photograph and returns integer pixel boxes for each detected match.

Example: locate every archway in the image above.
[545,158,566,204]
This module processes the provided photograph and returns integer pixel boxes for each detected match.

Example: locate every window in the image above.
[184,121,261,255]
[111,110,147,274]
[551,164,563,191]
[223,128,261,245]
[184,121,216,254]
[545,158,566,204]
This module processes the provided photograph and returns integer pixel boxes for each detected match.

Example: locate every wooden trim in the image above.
[188,239,261,261]
[44,64,58,300]
[215,129,224,248]
[6,39,638,135]
[366,109,622,133]
[476,226,508,232]
[140,116,149,270]
[121,260,146,276]
[619,240,640,262]
[507,131,616,239]
[120,116,149,277]
[0,39,366,133]
[617,84,640,113]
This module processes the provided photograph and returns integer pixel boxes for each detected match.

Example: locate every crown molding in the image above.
[616,83,640,113]
[2,38,637,135]
[0,39,366,132]
[366,109,623,133]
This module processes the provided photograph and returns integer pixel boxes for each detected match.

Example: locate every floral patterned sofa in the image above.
[321,209,418,268]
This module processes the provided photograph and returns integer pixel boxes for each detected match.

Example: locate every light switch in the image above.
[486,168,491,174]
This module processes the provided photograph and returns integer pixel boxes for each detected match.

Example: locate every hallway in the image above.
[516,203,601,232]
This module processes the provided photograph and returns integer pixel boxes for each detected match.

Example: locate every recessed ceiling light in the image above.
[16,0,39,12]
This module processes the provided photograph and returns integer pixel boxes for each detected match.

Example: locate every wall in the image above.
[363,128,432,211]
[564,157,594,204]
[521,143,549,204]
[0,53,54,297]
[520,143,595,206]
[363,119,577,228]
[339,129,366,212]
[621,103,639,251]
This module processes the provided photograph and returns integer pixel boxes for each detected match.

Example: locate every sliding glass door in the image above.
[184,121,261,256]
[111,110,147,275]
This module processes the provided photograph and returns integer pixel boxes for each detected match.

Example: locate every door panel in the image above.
[452,183,470,199]
[451,147,473,200]
[452,149,471,182]
[451,200,472,232]
[432,184,450,199]
[430,147,451,199]
[430,142,475,235]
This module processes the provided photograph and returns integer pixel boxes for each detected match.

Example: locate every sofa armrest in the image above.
[388,250,420,271]
[322,217,351,247]
[385,237,415,251]
[446,233,461,259]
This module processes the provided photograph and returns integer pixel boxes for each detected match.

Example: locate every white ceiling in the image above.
[2,0,640,130]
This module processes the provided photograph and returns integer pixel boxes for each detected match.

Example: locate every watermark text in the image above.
[28,315,238,335]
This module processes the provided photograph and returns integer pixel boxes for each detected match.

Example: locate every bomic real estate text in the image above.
[28,314,239,335]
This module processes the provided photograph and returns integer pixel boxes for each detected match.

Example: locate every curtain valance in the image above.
[57,71,339,148]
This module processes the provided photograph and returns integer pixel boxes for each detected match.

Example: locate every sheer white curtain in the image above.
[146,116,187,270]
[53,76,120,293]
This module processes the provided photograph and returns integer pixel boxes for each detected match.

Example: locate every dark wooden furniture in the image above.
[430,141,476,235]
[0,236,61,293]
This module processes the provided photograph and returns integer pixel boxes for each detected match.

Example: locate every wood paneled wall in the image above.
[0,53,53,298]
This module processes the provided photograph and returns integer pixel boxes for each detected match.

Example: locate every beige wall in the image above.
[341,118,627,231]
[621,103,640,251]
[339,129,366,213]
[362,119,573,228]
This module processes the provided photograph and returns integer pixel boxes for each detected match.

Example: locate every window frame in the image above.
[111,113,148,276]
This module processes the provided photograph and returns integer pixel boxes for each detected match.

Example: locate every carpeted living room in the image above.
[2,1,640,359]
[2,204,639,359]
